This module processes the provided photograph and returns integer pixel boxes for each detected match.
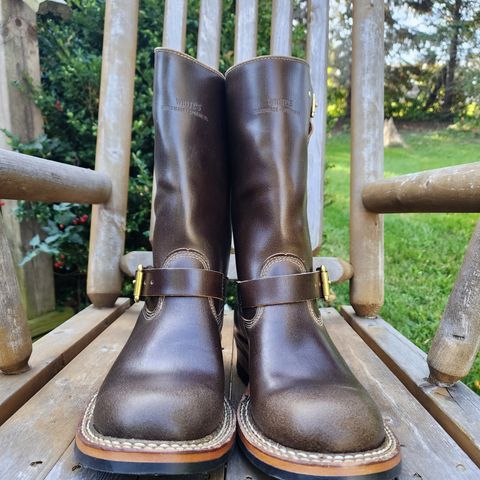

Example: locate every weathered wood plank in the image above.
[363,162,480,213]
[0,298,130,426]
[270,0,292,56]
[234,0,258,64]
[323,308,479,479]
[341,305,480,468]
[0,211,32,374]
[0,149,111,203]
[43,311,234,480]
[87,0,139,308]
[0,303,140,480]
[197,0,222,69]
[120,251,353,284]
[306,0,329,253]
[350,0,384,317]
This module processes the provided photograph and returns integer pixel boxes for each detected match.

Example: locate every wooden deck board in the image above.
[0,298,130,426]
[1,306,479,479]
[340,305,480,468]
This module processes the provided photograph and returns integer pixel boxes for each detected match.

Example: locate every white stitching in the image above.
[226,55,309,77]
[238,396,399,465]
[80,395,235,452]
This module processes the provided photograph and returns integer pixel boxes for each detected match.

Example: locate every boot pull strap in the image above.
[237,267,331,308]
[133,266,226,302]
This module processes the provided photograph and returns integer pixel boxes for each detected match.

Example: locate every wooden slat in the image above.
[306,0,329,253]
[197,0,223,69]
[350,0,384,317]
[120,251,353,284]
[0,211,31,374]
[0,149,111,204]
[363,162,480,213]
[162,0,188,51]
[0,303,140,479]
[0,299,130,426]
[341,305,480,467]
[270,0,292,55]
[234,0,258,64]
[87,0,139,308]
[323,308,479,478]
[43,311,234,480]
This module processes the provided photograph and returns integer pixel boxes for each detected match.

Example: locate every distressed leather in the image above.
[226,57,385,453]
[92,49,230,441]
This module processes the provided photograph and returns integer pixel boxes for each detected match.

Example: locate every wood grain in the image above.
[428,220,480,385]
[306,0,329,253]
[270,0,292,56]
[363,162,480,213]
[350,0,384,317]
[0,212,32,374]
[87,0,139,308]
[197,0,223,69]
[323,308,479,479]
[341,306,480,467]
[234,0,258,64]
[0,149,111,203]
[0,299,130,425]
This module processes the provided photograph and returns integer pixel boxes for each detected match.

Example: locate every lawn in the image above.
[321,129,480,393]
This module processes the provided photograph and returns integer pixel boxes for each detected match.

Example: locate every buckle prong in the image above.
[133,264,144,302]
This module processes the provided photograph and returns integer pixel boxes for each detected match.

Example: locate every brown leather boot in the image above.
[226,57,401,480]
[75,49,235,475]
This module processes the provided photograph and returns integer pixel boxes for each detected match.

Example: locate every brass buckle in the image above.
[133,264,144,302]
[317,265,331,302]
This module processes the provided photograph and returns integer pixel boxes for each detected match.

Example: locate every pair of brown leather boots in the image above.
[75,49,401,479]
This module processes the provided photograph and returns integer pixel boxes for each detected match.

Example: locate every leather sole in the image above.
[75,394,236,475]
[237,395,402,480]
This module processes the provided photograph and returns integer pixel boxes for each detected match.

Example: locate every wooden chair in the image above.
[0,1,479,478]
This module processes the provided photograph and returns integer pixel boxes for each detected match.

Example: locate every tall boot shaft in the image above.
[226,58,313,280]
[153,49,230,273]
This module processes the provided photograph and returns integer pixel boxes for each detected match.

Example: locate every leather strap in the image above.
[237,271,322,308]
[139,268,226,300]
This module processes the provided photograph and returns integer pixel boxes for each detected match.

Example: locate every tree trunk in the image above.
[443,0,462,115]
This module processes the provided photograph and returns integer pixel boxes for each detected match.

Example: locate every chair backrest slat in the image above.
[306,0,329,253]
[234,0,258,64]
[270,0,293,56]
[197,0,223,69]
[162,0,188,50]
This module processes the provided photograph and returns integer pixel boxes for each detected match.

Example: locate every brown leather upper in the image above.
[92,49,230,441]
[226,57,386,453]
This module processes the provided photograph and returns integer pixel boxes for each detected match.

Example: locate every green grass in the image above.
[321,129,480,394]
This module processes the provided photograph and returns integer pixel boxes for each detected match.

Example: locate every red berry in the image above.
[60,254,65,260]
[80,214,89,223]
[54,261,62,268]
[54,100,63,111]
[72,218,79,225]
[59,224,65,230]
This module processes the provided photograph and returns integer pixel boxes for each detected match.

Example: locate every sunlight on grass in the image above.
[321,130,480,393]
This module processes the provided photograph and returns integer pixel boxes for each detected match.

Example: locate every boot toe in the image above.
[252,384,385,453]
[93,376,224,441]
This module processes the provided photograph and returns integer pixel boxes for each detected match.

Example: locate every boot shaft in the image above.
[225,57,314,280]
[153,49,230,273]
